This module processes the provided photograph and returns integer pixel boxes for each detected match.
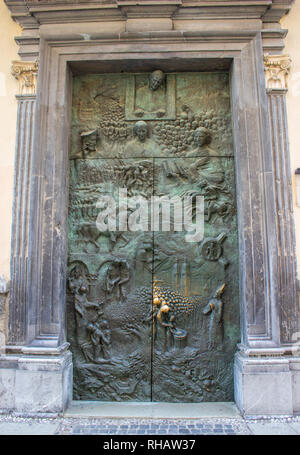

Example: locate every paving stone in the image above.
[0,414,299,436]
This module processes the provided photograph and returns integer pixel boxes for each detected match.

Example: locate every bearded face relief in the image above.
[149,70,165,91]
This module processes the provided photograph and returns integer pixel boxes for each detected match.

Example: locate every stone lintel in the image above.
[4,1,291,26]
[4,1,294,59]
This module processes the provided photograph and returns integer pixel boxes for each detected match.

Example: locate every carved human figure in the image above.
[187,127,225,185]
[68,266,88,295]
[72,283,103,360]
[135,120,148,142]
[77,222,101,253]
[123,121,159,157]
[149,70,165,91]
[87,319,111,362]
[134,71,166,118]
[157,303,176,352]
[72,129,98,159]
[202,283,226,349]
[205,200,235,222]
[105,258,130,300]
[81,130,98,158]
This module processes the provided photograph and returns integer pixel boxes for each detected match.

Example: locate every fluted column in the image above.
[264,54,298,345]
[8,61,38,345]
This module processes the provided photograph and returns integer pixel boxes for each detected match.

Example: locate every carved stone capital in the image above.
[11,60,38,96]
[264,54,291,92]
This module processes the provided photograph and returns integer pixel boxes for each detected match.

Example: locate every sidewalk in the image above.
[0,402,300,435]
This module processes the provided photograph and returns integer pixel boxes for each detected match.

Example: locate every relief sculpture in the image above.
[187,127,224,185]
[202,284,226,350]
[67,71,240,403]
[134,70,166,118]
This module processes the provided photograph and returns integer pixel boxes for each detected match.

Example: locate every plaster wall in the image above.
[281,2,300,279]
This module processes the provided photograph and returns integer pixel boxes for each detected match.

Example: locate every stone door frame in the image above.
[2,20,300,416]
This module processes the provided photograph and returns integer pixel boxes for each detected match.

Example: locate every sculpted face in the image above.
[149,70,165,91]
[194,127,210,147]
[135,121,148,142]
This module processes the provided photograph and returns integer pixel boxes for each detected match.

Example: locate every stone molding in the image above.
[11,61,39,96]
[4,0,295,58]
[264,54,292,91]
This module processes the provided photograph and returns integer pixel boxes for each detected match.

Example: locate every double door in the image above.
[67,72,240,402]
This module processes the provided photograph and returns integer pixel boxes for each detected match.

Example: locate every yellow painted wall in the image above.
[282,2,300,278]
[0,0,21,281]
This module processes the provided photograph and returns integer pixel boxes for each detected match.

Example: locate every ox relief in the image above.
[67,71,240,402]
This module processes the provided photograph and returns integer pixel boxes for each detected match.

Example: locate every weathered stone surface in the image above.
[0,276,8,353]
[126,18,173,32]
[0,296,6,317]
[0,368,16,411]
[0,276,9,295]
[247,422,298,435]
[0,421,60,435]
[290,359,300,413]
[234,352,300,416]
[0,352,72,414]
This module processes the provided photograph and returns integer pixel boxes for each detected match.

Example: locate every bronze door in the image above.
[67,72,240,402]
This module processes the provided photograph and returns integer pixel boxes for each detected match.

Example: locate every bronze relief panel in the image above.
[67,71,239,402]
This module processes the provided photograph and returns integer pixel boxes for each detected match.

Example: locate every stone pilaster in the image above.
[0,60,72,415]
[263,54,298,344]
[7,61,38,346]
[234,54,300,417]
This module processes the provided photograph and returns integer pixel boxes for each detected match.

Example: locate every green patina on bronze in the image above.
[67,71,240,402]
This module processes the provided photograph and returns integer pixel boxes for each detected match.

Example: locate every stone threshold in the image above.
[65,401,242,420]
